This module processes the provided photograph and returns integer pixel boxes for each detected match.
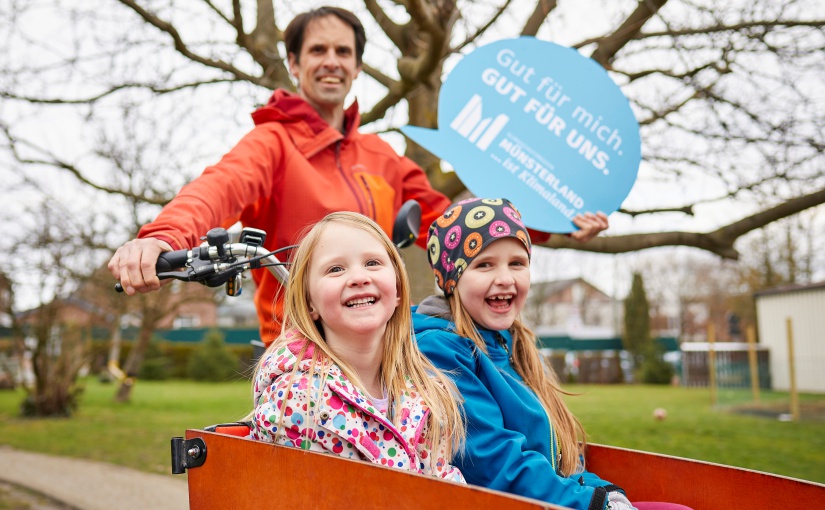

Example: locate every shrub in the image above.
[187,329,239,382]
[639,348,675,385]
[139,338,170,381]
[166,343,197,378]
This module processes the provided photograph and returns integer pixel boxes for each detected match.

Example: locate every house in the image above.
[527,278,622,337]
[754,281,825,393]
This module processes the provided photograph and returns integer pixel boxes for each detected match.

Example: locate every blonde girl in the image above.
[250,211,464,481]
[413,198,692,510]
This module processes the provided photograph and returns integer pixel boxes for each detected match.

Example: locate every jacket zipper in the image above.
[358,175,377,220]
[491,331,561,472]
[336,141,366,214]
[494,332,515,365]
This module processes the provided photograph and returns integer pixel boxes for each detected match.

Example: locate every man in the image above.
[108,6,607,345]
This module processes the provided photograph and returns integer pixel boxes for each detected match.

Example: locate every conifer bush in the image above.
[187,329,239,382]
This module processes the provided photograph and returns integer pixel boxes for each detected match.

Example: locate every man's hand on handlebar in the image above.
[108,238,173,295]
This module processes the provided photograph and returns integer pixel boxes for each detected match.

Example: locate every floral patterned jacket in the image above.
[250,331,465,483]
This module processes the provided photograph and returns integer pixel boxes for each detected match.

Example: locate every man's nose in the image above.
[322,49,340,68]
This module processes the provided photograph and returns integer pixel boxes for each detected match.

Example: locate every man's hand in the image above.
[108,238,173,295]
[569,211,609,243]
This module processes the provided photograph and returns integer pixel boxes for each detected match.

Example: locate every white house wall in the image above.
[755,288,825,393]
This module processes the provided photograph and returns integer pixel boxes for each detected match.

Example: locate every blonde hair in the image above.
[255,212,464,468]
[448,290,586,476]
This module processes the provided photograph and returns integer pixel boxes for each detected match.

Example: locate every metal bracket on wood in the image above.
[171,436,207,474]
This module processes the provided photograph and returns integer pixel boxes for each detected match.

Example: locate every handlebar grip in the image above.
[156,249,190,273]
[115,249,191,293]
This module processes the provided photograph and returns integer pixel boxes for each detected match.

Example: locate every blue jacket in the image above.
[413,296,617,510]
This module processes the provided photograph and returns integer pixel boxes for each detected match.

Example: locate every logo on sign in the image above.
[450,95,509,151]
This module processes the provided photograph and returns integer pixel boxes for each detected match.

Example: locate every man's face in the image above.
[288,15,361,115]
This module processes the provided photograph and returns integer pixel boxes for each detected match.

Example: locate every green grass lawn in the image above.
[564,384,825,484]
[1,379,823,483]
[0,378,251,475]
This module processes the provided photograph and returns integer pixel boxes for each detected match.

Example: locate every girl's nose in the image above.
[493,267,515,286]
[348,268,371,286]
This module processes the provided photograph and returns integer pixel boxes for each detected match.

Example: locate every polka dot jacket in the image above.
[250,330,465,483]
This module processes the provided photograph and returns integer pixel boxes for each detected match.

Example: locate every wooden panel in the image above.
[584,443,825,510]
[184,431,825,509]
[185,430,563,510]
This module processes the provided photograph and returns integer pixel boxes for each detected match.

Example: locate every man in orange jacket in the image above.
[108,6,607,346]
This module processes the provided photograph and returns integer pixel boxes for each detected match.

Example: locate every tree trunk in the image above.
[114,323,152,403]
[403,64,465,302]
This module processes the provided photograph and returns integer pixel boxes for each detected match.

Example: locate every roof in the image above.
[531,277,613,300]
[753,280,825,298]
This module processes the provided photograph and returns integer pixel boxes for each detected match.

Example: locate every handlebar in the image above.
[114,227,290,296]
[114,199,422,297]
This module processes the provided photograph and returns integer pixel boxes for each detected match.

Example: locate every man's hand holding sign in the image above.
[402,37,640,234]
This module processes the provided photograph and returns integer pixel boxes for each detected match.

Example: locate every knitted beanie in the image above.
[427,198,531,296]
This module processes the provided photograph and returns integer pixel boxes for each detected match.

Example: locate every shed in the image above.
[754,281,825,393]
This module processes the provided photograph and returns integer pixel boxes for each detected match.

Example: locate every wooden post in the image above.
[708,322,717,407]
[746,326,761,404]
[786,317,800,421]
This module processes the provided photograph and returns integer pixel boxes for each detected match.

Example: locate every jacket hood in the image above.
[413,295,514,355]
[412,295,455,336]
[250,88,361,136]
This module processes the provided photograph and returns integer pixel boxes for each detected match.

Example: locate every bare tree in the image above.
[1,2,822,408]
[1,1,823,301]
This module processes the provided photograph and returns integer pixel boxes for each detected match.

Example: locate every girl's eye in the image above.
[365,259,381,267]
[328,265,344,273]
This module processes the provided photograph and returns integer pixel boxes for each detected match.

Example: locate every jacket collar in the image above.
[250,89,361,158]
[413,297,513,353]
[272,331,431,426]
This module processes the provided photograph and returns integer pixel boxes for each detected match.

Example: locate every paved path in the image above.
[0,446,189,510]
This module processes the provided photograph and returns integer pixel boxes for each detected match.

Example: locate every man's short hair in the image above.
[284,6,366,66]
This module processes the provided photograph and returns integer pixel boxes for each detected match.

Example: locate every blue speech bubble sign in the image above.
[402,37,640,233]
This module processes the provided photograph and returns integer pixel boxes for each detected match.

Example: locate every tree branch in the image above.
[1,124,167,206]
[364,0,405,49]
[521,0,558,37]
[115,0,267,86]
[543,186,825,260]
[362,63,394,89]
[453,0,514,52]
[1,79,240,104]
[588,0,669,68]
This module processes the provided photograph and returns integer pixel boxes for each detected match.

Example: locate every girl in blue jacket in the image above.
[413,198,691,510]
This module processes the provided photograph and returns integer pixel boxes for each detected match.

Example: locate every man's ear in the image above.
[288,53,299,77]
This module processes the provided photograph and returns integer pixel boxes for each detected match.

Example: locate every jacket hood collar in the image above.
[413,296,512,350]
[251,88,361,136]
[412,295,454,335]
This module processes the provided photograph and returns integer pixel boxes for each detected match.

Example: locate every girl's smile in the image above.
[456,238,530,331]
[307,223,400,348]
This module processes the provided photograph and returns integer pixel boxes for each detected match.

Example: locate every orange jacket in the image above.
[139,89,452,344]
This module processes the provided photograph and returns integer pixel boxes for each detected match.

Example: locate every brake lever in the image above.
[156,270,198,282]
